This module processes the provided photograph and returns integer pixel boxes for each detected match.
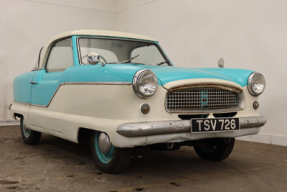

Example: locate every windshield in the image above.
[78,37,170,66]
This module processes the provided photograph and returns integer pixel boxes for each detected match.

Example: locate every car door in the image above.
[29,38,73,132]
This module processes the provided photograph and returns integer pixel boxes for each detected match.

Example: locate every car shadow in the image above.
[15,133,242,176]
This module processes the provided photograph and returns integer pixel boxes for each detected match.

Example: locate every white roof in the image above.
[51,30,156,42]
[39,30,156,68]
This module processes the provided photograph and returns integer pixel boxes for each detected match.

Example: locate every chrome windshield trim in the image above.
[76,36,171,66]
[14,81,131,108]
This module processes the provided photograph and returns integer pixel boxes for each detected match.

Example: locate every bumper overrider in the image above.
[116,116,266,137]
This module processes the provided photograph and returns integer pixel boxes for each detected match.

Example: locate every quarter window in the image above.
[46,39,73,72]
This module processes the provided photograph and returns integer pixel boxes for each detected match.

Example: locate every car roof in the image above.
[39,30,156,69]
[51,30,156,42]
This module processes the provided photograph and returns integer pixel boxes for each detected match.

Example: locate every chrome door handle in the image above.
[30,81,37,84]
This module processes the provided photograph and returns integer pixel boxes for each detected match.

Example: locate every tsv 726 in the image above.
[191,118,240,132]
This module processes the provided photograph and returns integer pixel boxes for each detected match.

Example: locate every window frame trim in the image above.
[45,37,73,73]
[76,36,172,66]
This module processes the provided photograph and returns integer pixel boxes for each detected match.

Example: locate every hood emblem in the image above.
[218,58,224,68]
[201,90,208,108]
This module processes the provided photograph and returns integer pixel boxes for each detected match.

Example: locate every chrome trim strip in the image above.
[65,82,131,85]
[168,83,243,93]
[14,81,131,108]
[76,36,171,66]
[14,101,31,106]
[31,104,48,107]
[116,116,266,137]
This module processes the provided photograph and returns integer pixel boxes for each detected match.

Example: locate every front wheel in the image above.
[194,138,235,161]
[90,131,132,174]
[20,117,41,145]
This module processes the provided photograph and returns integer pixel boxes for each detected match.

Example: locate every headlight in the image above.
[133,69,158,98]
[247,72,266,96]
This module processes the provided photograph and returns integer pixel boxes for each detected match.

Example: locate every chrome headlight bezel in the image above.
[133,69,158,99]
[247,72,266,96]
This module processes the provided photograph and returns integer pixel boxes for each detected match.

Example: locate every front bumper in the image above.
[116,116,266,137]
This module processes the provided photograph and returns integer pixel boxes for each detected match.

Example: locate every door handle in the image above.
[30,81,37,84]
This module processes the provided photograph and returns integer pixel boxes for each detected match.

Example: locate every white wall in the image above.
[117,0,287,146]
[0,0,117,124]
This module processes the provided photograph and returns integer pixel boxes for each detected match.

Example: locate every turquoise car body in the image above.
[13,35,254,107]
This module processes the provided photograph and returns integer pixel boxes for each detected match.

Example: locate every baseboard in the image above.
[0,121,20,126]
[237,133,287,147]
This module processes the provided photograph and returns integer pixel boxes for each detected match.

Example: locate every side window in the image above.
[46,39,73,72]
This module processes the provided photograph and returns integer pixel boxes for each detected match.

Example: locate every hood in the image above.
[144,66,254,87]
[65,64,254,88]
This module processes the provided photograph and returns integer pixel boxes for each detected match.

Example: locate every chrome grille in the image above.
[166,88,239,111]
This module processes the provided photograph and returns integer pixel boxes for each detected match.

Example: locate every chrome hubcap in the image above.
[98,132,111,155]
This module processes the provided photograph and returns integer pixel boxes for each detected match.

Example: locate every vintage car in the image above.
[10,30,266,173]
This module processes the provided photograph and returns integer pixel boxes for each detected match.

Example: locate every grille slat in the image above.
[166,88,239,111]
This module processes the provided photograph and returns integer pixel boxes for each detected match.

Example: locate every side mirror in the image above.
[87,52,100,65]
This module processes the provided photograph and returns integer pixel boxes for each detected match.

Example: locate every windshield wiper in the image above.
[120,54,140,63]
[156,61,169,66]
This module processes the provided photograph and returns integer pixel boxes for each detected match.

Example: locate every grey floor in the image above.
[1,126,287,192]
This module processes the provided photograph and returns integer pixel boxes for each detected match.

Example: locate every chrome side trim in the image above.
[14,81,131,108]
[31,104,48,107]
[116,116,266,137]
[42,82,65,108]
[65,82,131,85]
[14,101,31,106]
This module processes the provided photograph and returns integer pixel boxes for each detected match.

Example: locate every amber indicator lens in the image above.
[141,104,150,114]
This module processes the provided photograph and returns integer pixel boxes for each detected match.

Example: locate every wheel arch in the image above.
[77,127,93,144]
[14,113,23,119]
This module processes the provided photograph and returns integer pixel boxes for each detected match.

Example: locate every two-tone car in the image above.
[10,30,266,173]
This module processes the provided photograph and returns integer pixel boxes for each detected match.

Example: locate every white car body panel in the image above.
[11,78,262,148]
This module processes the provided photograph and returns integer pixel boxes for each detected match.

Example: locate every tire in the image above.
[20,117,41,145]
[90,131,132,174]
[194,138,235,161]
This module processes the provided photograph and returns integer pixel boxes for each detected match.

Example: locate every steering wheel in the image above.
[81,52,107,65]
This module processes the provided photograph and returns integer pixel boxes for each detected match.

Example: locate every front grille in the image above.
[166,88,239,112]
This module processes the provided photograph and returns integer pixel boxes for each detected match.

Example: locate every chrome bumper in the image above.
[116,116,266,137]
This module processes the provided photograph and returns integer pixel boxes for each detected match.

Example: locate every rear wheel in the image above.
[90,131,132,174]
[20,117,41,145]
[194,138,235,161]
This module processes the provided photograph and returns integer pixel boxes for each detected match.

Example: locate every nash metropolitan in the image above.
[10,30,266,173]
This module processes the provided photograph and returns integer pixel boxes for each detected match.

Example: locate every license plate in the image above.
[191,118,239,132]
